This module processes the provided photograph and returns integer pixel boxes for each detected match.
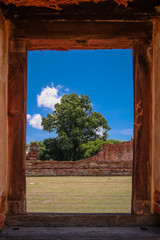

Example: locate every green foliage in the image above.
[38,138,122,161]
[105,139,122,144]
[39,138,63,161]
[41,93,110,161]
[30,140,44,148]
[26,143,29,152]
[80,138,122,159]
[80,139,106,159]
[37,140,45,148]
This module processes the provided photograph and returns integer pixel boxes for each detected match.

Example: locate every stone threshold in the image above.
[1,227,160,240]
[5,213,160,228]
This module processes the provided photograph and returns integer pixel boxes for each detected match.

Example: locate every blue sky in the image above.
[27,49,133,143]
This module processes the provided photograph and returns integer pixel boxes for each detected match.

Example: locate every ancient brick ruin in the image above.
[26,142,39,161]
[26,141,133,176]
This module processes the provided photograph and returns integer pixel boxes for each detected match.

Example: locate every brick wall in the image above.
[26,141,133,176]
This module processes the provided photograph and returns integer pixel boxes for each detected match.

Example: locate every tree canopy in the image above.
[41,93,110,161]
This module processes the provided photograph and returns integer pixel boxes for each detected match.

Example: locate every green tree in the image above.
[80,138,122,159]
[29,140,44,149]
[41,93,110,161]
[80,139,106,159]
[39,138,63,161]
[26,143,29,153]
[105,139,122,144]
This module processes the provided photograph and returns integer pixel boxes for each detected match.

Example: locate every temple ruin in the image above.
[0,0,160,233]
[26,141,133,176]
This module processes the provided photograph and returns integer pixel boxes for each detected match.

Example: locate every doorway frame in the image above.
[7,20,153,218]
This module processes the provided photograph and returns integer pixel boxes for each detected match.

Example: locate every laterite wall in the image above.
[26,141,133,176]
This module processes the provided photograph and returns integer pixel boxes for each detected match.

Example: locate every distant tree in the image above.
[28,140,44,149]
[39,138,63,161]
[26,143,29,153]
[37,140,45,149]
[105,139,122,144]
[38,138,122,161]
[80,139,106,159]
[41,93,110,161]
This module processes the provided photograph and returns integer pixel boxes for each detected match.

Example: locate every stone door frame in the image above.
[7,20,153,216]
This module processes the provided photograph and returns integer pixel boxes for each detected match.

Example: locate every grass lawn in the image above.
[26,176,132,213]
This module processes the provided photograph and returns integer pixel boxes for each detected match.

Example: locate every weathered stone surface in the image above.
[7,39,27,215]
[0,10,8,230]
[1,226,160,239]
[5,214,160,227]
[0,0,133,10]
[26,141,133,176]
[26,143,39,161]
[153,18,160,215]
[0,192,5,229]
[132,40,153,215]
[11,21,152,51]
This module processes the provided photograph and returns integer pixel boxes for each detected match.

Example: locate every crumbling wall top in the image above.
[1,0,133,10]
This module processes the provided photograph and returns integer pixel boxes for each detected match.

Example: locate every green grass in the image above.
[26,176,132,213]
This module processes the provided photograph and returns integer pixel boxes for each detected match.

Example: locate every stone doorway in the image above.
[8,22,152,216]
[1,0,160,228]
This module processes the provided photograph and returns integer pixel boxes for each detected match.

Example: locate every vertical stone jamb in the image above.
[132,41,152,214]
[153,18,160,215]
[0,10,9,229]
[8,40,27,214]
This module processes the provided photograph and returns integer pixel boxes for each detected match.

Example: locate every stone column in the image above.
[8,40,27,214]
[153,18,160,215]
[0,10,9,228]
[132,41,152,214]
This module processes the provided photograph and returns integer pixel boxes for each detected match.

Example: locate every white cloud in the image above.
[27,84,70,130]
[27,114,31,120]
[96,127,105,136]
[119,129,133,136]
[27,114,43,130]
[65,88,70,92]
[37,85,62,110]
[57,84,63,90]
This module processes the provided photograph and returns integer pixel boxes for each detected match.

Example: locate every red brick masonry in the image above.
[26,141,133,176]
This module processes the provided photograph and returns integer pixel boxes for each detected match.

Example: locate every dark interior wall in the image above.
[153,18,160,215]
[0,10,8,229]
